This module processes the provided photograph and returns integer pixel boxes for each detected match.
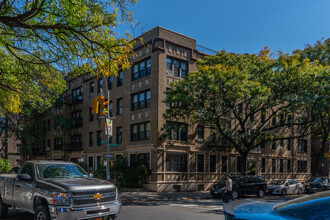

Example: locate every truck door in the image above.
[14,163,35,212]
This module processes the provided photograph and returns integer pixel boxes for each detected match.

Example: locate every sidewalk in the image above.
[118,190,211,202]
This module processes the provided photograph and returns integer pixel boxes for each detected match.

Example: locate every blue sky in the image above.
[124,0,330,54]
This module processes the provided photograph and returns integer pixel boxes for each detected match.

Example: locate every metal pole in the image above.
[106,84,111,181]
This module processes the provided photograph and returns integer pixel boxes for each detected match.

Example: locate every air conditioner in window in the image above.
[45,147,50,152]
[280,146,284,151]
[197,138,204,143]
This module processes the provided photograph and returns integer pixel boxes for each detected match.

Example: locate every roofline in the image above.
[157,26,196,41]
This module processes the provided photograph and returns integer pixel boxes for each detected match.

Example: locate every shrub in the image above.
[0,158,13,173]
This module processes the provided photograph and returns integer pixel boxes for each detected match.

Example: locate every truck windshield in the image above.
[36,164,89,179]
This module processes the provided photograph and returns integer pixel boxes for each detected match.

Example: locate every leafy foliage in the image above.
[0,158,13,173]
[93,156,151,188]
[164,48,323,174]
[0,0,137,114]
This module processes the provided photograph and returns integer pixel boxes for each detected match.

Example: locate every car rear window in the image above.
[274,191,330,210]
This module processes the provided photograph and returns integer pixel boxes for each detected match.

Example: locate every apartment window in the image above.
[288,114,293,127]
[197,154,204,172]
[272,116,277,126]
[131,122,150,142]
[221,156,228,172]
[109,101,113,117]
[197,125,204,141]
[167,122,188,141]
[280,139,284,148]
[261,111,266,123]
[116,127,122,144]
[71,134,82,150]
[72,87,83,103]
[108,76,113,90]
[280,159,284,173]
[72,111,82,127]
[89,132,93,147]
[238,103,243,116]
[89,82,94,97]
[97,130,102,146]
[96,156,102,170]
[272,159,276,173]
[117,71,123,87]
[132,58,151,81]
[166,153,187,172]
[297,160,308,173]
[97,78,102,94]
[236,157,242,173]
[287,159,292,173]
[210,155,216,172]
[280,114,285,125]
[298,139,308,153]
[130,153,150,168]
[272,141,276,150]
[88,156,94,172]
[54,138,63,150]
[261,158,266,173]
[89,107,94,121]
[47,139,50,150]
[166,57,188,78]
[250,113,254,122]
[131,90,151,111]
[117,98,123,115]
[287,139,291,151]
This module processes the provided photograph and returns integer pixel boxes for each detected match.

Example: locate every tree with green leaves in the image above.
[0,0,137,115]
[164,49,322,174]
[295,38,330,176]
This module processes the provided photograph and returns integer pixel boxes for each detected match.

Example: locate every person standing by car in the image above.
[224,174,235,203]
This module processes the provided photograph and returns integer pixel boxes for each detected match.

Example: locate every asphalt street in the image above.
[4,191,300,220]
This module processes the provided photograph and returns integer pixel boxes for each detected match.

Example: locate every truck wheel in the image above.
[34,205,50,220]
[232,190,238,199]
[0,198,8,219]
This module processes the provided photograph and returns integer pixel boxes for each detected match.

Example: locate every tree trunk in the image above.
[312,137,328,176]
[241,153,248,175]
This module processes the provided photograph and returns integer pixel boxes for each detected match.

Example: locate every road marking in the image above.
[169,204,223,210]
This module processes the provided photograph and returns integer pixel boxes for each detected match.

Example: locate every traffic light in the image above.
[100,96,109,115]
[91,96,100,114]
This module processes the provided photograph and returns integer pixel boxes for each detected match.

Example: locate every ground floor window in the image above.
[130,153,150,168]
[209,155,216,172]
[297,160,308,173]
[166,153,187,172]
[197,154,204,172]
[272,159,276,173]
[261,158,266,173]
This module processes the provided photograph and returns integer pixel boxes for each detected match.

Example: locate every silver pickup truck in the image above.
[0,161,121,220]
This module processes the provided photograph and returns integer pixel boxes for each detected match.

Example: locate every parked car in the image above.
[267,179,304,196]
[224,190,330,220]
[210,175,267,199]
[0,161,121,220]
[305,176,330,194]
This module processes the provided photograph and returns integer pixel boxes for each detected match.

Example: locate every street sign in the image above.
[106,154,112,158]
[110,144,119,147]
[101,140,107,144]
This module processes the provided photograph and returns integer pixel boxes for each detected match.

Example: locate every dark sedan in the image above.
[224,190,330,220]
[305,177,330,194]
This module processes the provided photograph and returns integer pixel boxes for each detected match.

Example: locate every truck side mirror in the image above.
[285,183,289,186]
[17,174,32,181]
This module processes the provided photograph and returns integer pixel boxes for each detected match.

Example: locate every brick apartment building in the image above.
[32,27,312,192]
